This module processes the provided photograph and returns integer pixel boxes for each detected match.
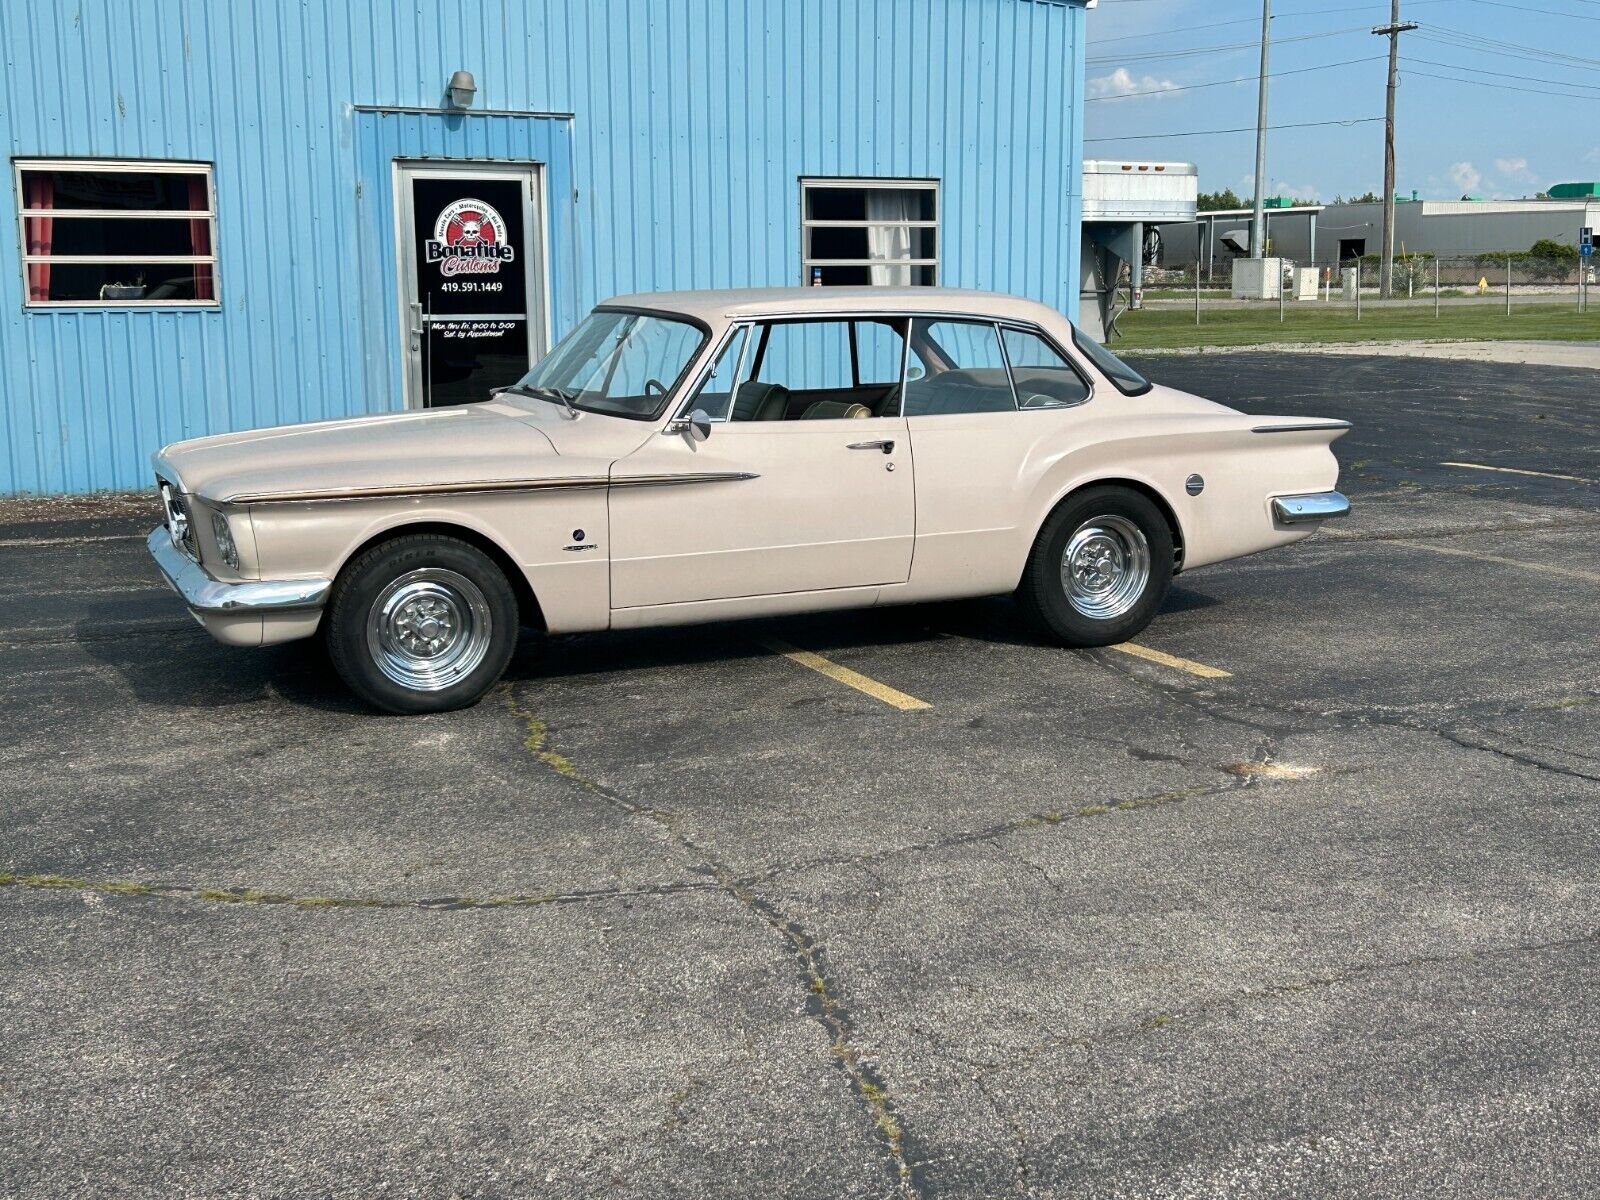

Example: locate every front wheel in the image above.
[1017,486,1174,647]
[326,534,519,714]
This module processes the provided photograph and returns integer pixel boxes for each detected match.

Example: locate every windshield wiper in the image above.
[494,382,579,418]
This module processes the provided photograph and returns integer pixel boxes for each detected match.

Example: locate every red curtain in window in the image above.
[187,175,214,301]
[23,173,53,302]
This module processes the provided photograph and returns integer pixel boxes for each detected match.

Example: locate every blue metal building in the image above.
[1,0,1091,495]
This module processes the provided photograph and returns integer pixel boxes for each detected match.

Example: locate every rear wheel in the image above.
[1017,486,1173,647]
[326,534,519,714]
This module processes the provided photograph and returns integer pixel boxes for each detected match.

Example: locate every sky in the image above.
[1083,0,1600,203]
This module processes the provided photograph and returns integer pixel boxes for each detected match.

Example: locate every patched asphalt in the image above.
[2,353,1597,1198]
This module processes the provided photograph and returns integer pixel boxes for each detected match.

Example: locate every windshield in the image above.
[1072,327,1153,396]
[512,308,707,419]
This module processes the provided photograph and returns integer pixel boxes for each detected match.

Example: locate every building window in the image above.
[15,159,218,306]
[801,178,937,287]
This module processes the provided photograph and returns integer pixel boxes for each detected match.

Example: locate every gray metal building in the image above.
[1161,197,1600,274]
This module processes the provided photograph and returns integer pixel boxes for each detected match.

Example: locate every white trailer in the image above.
[1080,160,1198,341]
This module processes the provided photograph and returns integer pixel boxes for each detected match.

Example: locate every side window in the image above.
[854,321,905,385]
[1002,328,1091,408]
[687,327,752,421]
[902,319,1016,417]
[755,322,854,392]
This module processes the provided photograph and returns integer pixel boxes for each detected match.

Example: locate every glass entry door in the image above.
[397,162,546,408]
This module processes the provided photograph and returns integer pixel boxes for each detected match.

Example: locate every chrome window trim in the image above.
[16,157,221,310]
[798,176,940,286]
[996,320,1096,411]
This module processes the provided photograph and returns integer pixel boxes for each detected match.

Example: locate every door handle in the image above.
[848,439,895,454]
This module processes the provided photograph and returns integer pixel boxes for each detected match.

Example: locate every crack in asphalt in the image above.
[753,780,1246,885]
[503,685,925,1200]
[1430,725,1600,785]
[910,928,1600,1106]
[1084,644,1600,790]
[0,872,718,910]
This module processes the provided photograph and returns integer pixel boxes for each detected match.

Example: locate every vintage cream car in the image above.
[149,288,1349,713]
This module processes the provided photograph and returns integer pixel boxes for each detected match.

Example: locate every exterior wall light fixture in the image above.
[447,71,477,109]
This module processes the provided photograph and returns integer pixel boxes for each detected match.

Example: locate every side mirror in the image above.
[686,409,712,442]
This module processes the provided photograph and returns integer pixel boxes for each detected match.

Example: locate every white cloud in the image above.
[1449,161,1482,194]
[1088,67,1179,100]
[1494,157,1533,183]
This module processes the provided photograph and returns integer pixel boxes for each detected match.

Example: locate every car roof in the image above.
[598,287,1066,325]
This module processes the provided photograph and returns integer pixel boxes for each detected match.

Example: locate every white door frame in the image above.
[392,159,549,409]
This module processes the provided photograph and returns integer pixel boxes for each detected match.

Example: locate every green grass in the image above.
[1114,302,1600,351]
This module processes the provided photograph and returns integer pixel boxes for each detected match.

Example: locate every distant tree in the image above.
[1339,190,1383,205]
[1197,188,1244,212]
[1528,238,1577,260]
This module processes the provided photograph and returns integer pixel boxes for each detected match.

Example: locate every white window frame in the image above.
[14,157,219,309]
[800,176,939,286]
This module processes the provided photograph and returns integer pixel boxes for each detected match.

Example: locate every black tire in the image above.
[1017,486,1174,648]
[325,533,519,715]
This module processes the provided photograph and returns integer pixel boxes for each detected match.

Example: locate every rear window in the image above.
[1072,328,1152,396]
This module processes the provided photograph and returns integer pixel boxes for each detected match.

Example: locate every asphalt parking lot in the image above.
[3,352,1598,1199]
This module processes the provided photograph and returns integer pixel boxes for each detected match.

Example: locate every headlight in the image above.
[211,511,240,570]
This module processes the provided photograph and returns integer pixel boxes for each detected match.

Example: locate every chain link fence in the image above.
[1114,252,1599,346]
[1146,253,1597,303]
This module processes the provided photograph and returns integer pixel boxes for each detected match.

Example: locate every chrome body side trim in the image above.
[1252,421,1353,435]
[1271,491,1351,525]
[148,529,331,613]
[225,472,759,505]
[225,476,613,504]
[609,471,760,488]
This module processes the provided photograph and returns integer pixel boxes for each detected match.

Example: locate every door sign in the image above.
[399,166,545,409]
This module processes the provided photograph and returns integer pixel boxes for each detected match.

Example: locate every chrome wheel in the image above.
[1061,514,1152,621]
[365,568,493,692]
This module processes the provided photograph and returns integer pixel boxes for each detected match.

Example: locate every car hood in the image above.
[153,402,570,503]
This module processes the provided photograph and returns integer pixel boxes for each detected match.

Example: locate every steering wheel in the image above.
[644,377,669,397]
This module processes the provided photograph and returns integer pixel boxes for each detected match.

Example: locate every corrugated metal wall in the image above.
[0,0,1087,495]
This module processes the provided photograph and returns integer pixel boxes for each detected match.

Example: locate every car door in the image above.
[901,317,1096,594]
[607,318,915,610]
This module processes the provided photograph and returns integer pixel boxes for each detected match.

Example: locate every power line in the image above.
[1417,26,1600,69]
[1084,116,1383,143]
[1088,25,1370,64]
[1087,1,1450,46]
[1403,65,1600,97]
[1458,0,1600,17]
[1086,54,1386,101]
[1405,53,1600,90]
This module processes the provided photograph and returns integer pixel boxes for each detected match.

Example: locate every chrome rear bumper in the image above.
[147,528,330,613]
[1271,491,1351,525]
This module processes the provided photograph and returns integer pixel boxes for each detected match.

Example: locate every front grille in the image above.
[157,476,199,562]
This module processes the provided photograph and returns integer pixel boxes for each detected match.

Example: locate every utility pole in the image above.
[1251,0,1272,260]
[1374,3,1418,299]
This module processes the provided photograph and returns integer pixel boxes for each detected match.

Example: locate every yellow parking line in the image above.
[760,638,932,711]
[1110,642,1232,679]
[1391,539,1600,583]
[1441,461,1596,485]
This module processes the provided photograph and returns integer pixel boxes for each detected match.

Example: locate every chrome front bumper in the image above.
[147,528,331,613]
[1272,491,1351,525]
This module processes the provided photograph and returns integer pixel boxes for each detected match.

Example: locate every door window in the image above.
[903,319,1016,416]
[687,319,907,421]
[1001,328,1091,408]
